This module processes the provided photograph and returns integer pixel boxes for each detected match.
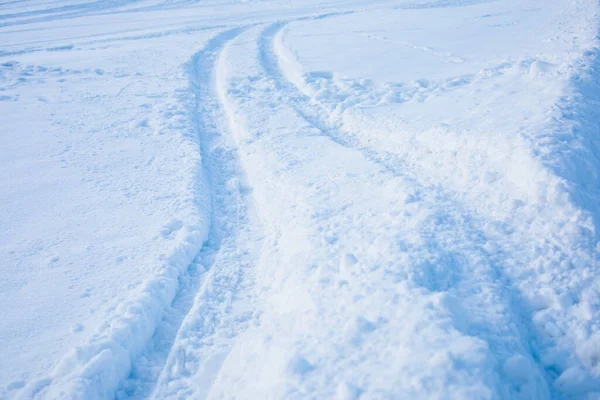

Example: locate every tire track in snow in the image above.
[117,26,264,400]
[11,25,259,400]
[263,19,600,396]
[255,21,556,397]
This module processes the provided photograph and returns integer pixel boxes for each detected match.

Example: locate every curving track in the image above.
[2,0,600,399]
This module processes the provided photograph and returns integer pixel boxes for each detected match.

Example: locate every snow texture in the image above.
[1,0,600,399]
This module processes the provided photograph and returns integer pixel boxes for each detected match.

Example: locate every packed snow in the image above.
[1,0,600,399]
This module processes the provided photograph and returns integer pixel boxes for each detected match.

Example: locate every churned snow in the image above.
[1,0,600,399]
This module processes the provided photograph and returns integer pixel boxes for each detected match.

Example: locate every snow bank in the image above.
[542,47,600,241]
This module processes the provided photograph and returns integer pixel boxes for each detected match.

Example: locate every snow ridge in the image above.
[22,212,208,400]
[541,47,600,241]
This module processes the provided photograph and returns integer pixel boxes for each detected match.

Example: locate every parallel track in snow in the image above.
[5,0,600,398]
[256,21,555,395]
[127,18,562,398]
[117,26,264,400]
[258,20,600,397]
[111,16,596,398]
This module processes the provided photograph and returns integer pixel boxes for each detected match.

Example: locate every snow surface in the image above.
[1,0,600,399]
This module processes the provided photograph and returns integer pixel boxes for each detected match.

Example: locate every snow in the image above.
[1,0,600,399]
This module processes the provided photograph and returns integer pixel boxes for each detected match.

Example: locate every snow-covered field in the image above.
[1,0,600,398]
